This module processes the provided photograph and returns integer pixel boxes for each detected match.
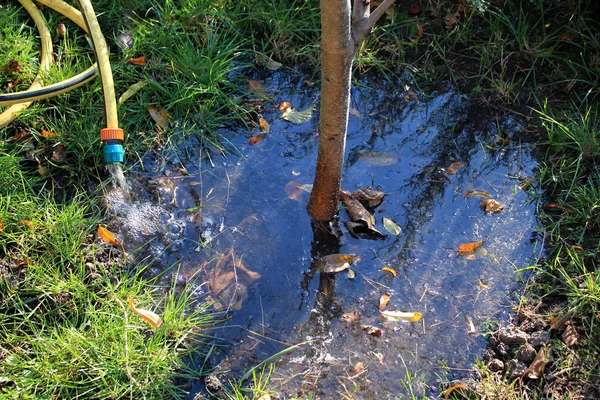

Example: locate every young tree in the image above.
[307,0,395,221]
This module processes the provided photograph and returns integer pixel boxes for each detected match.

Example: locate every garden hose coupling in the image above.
[100,128,125,164]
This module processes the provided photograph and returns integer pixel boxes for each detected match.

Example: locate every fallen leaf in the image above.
[249,132,267,145]
[0,220,3,231]
[315,253,358,273]
[382,217,401,236]
[443,384,467,399]
[379,294,391,310]
[51,145,67,163]
[380,267,397,277]
[562,324,579,347]
[361,325,383,337]
[118,80,147,105]
[477,278,490,289]
[446,161,466,175]
[353,361,364,374]
[457,241,483,256]
[297,183,313,193]
[349,107,363,118]
[519,176,535,190]
[380,310,422,322]
[356,151,399,166]
[281,105,314,124]
[372,351,385,364]
[550,314,571,330]
[128,297,163,328]
[278,101,291,112]
[465,190,492,199]
[340,190,386,239]
[416,22,423,39]
[56,23,66,37]
[248,80,263,92]
[522,346,553,379]
[259,117,270,134]
[8,131,32,142]
[351,187,386,208]
[257,394,271,400]
[342,310,360,326]
[284,180,303,201]
[5,76,21,91]
[15,258,30,267]
[443,13,458,29]
[19,220,32,228]
[347,269,356,279]
[572,245,584,251]
[41,129,58,138]
[1,60,22,73]
[466,316,476,335]
[38,164,49,176]
[148,105,171,130]
[542,203,566,212]
[127,56,146,66]
[97,225,120,246]
[480,199,505,214]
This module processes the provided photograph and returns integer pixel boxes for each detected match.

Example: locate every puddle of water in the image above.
[105,73,539,397]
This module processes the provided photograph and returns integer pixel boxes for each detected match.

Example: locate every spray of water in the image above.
[106,163,132,200]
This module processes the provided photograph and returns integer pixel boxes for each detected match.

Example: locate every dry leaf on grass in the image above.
[522,346,553,379]
[128,297,162,328]
[97,225,120,246]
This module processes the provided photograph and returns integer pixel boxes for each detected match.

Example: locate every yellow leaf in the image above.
[443,383,467,399]
[380,267,397,277]
[353,361,364,374]
[379,294,391,310]
[465,190,492,199]
[259,117,270,134]
[148,105,171,130]
[380,310,422,322]
[457,241,483,256]
[477,278,490,289]
[41,129,58,138]
[97,225,120,246]
[128,297,163,329]
[466,316,476,335]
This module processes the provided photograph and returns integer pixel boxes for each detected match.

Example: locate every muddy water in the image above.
[106,73,539,398]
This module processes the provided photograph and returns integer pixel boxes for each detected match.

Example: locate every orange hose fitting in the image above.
[100,127,124,141]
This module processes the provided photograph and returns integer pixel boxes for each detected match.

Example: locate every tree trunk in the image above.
[307,0,353,221]
[307,0,396,221]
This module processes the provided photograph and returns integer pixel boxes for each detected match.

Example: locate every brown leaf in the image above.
[443,384,467,399]
[379,294,391,310]
[8,131,32,142]
[97,225,120,246]
[207,249,260,311]
[351,187,386,209]
[341,310,360,326]
[1,60,22,73]
[148,105,171,130]
[340,190,386,239]
[353,361,364,374]
[372,351,385,364]
[361,325,383,337]
[522,346,553,379]
[56,23,66,37]
[457,241,483,256]
[284,180,303,201]
[248,80,263,92]
[416,22,423,39]
[19,220,32,228]
[562,324,579,347]
[465,190,492,199]
[127,56,147,66]
[51,145,67,164]
[6,77,21,91]
[0,219,4,232]
[249,132,267,145]
[446,161,466,175]
[41,129,59,138]
[480,199,505,214]
[38,164,49,176]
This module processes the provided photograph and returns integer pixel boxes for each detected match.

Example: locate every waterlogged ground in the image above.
[106,72,540,398]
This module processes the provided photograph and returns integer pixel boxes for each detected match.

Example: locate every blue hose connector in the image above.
[104,140,124,163]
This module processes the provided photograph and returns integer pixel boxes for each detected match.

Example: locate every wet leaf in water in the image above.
[466,316,476,335]
[382,217,401,236]
[372,351,385,364]
[379,294,391,310]
[248,79,263,92]
[340,190,386,239]
[380,310,422,322]
[465,190,492,199]
[380,267,397,277]
[457,241,483,256]
[342,310,360,326]
[128,297,162,328]
[562,324,579,347]
[522,346,552,380]
[315,253,357,273]
[284,181,303,201]
[127,56,146,66]
[361,325,383,337]
[297,183,313,193]
[446,161,466,175]
[353,361,364,374]
[347,269,356,280]
[480,199,505,214]
[41,129,58,138]
[51,145,67,163]
[351,187,386,209]
[278,101,291,112]
[281,105,314,124]
[118,81,147,105]
[349,107,363,118]
[97,225,120,246]
[249,132,267,145]
[356,151,398,166]
[148,105,171,130]
[259,117,270,133]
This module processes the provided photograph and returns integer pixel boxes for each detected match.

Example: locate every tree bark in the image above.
[307,0,396,221]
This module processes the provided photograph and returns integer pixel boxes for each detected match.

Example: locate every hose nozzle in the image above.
[100,128,124,164]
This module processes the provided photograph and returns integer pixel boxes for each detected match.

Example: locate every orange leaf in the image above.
[457,241,483,256]
[19,220,32,228]
[380,267,397,277]
[0,219,3,231]
[258,117,270,133]
[127,56,146,66]
[278,101,291,112]
[15,258,30,267]
[379,294,391,310]
[353,361,364,374]
[249,132,267,145]
[97,225,120,246]
[41,129,59,138]
[128,297,163,328]
[443,383,467,399]
[416,22,423,39]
